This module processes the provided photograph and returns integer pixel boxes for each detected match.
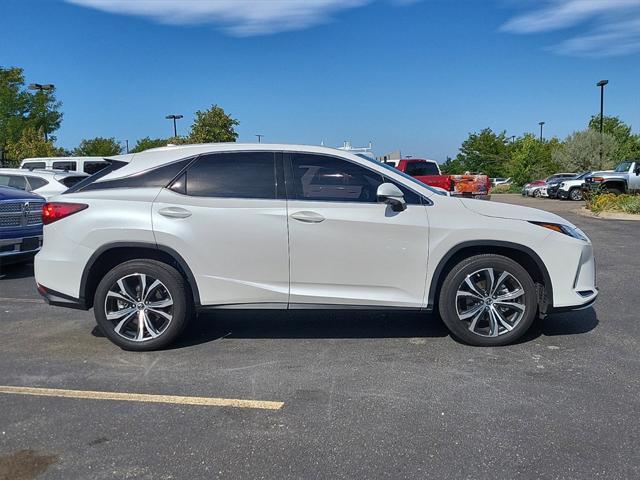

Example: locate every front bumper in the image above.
[0,235,43,258]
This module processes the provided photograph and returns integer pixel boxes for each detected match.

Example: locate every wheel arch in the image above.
[426,241,553,313]
[79,242,200,309]
[601,179,627,191]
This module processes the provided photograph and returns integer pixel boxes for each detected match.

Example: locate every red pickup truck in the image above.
[394,158,491,199]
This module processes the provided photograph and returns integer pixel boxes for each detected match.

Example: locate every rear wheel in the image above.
[94,260,191,351]
[569,188,583,201]
[438,255,538,346]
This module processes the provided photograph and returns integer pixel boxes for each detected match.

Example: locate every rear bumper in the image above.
[37,284,88,310]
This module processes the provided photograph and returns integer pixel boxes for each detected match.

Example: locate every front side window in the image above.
[404,162,439,176]
[53,161,77,171]
[289,154,383,203]
[22,162,46,170]
[178,152,276,199]
[614,161,632,173]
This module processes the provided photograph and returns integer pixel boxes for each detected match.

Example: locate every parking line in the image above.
[0,297,42,303]
[0,385,284,411]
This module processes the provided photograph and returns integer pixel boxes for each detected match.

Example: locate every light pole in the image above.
[596,80,609,163]
[28,83,55,141]
[255,134,264,143]
[538,122,545,142]
[165,114,183,138]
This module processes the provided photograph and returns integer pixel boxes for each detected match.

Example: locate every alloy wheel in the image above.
[104,273,174,342]
[455,268,526,337]
[570,189,582,201]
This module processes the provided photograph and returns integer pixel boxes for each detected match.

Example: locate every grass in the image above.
[491,184,522,194]
[585,192,640,215]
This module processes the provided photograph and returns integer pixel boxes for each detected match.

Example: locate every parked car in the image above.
[0,168,88,199]
[523,173,577,197]
[0,186,45,265]
[21,157,110,175]
[395,158,491,199]
[544,173,585,199]
[557,172,595,201]
[35,144,597,350]
[584,160,640,194]
[491,177,512,187]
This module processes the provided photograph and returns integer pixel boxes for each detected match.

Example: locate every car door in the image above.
[628,162,640,192]
[285,153,430,308]
[152,151,290,307]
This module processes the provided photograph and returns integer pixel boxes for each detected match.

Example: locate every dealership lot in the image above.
[0,194,638,479]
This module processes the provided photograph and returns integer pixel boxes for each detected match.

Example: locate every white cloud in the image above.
[65,0,390,36]
[501,0,640,56]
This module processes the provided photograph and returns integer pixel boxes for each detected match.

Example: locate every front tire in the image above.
[569,188,583,201]
[94,260,191,351]
[438,255,538,346]
[533,189,542,198]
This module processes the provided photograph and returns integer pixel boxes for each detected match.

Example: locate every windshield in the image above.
[364,158,442,195]
[614,161,632,173]
[575,172,589,179]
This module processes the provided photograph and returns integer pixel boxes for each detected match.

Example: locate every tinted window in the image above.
[84,161,109,175]
[60,176,85,188]
[289,154,383,203]
[180,152,276,199]
[404,162,439,176]
[26,176,49,190]
[0,175,28,190]
[22,162,46,170]
[81,159,190,192]
[53,161,76,171]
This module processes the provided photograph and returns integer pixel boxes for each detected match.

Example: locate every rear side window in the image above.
[83,161,109,175]
[60,176,85,188]
[53,161,77,171]
[404,162,439,176]
[289,154,383,203]
[80,159,191,192]
[22,162,46,170]
[176,152,276,199]
[26,176,49,190]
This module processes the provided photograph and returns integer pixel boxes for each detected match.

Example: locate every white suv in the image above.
[35,144,597,350]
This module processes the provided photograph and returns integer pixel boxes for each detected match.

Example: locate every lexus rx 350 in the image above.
[35,144,597,350]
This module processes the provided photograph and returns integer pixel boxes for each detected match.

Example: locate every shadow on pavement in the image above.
[0,261,34,281]
[519,307,599,343]
[172,310,450,348]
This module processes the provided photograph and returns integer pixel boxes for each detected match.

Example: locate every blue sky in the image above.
[3,0,640,161]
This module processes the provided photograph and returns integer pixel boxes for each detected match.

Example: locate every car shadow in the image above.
[517,307,599,344]
[171,309,450,349]
[0,261,35,281]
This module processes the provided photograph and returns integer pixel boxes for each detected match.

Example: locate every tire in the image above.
[569,188,583,201]
[602,186,622,195]
[533,189,542,198]
[94,259,192,351]
[437,254,538,346]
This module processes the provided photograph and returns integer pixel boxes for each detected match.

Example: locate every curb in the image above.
[574,207,640,222]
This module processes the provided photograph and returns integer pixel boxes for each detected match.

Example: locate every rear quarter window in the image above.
[26,176,49,190]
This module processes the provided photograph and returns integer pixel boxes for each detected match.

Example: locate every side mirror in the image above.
[377,183,406,212]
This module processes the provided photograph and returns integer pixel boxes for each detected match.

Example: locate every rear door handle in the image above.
[158,207,192,219]
[290,211,325,223]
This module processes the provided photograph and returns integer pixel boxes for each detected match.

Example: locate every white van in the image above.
[20,157,110,175]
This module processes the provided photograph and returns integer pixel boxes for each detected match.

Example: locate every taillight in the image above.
[42,202,88,225]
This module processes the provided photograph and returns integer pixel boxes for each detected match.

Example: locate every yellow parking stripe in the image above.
[0,385,283,411]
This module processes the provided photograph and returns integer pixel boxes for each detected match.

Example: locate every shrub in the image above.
[492,183,522,194]
[586,192,640,214]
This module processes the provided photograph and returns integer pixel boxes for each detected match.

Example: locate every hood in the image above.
[0,186,44,202]
[459,198,573,226]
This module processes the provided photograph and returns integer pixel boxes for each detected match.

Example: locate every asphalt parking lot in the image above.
[1,194,639,479]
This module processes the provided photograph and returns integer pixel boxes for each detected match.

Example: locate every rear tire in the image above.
[569,188,583,201]
[438,254,538,346]
[94,260,191,351]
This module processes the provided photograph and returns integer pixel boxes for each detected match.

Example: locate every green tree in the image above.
[439,156,464,174]
[4,127,64,166]
[588,115,640,161]
[188,105,239,143]
[454,128,510,177]
[130,137,168,153]
[507,134,561,185]
[553,129,618,173]
[73,137,122,156]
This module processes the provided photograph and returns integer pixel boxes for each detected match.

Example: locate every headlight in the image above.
[529,221,589,241]
[559,182,565,188]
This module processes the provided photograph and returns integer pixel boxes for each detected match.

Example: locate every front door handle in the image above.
[158,207,192,219]
[290,211,325,223]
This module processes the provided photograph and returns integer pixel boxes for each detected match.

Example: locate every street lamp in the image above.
[538,122,545,142]
[165,114,183,138]
[596,80,609,163]
[255,134,264,143]
[28,83,55,141]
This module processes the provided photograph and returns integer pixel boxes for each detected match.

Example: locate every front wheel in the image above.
[94,260,191,351]
[569,188,583,201]
[533,189,542,198]
[438,255,538,346]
